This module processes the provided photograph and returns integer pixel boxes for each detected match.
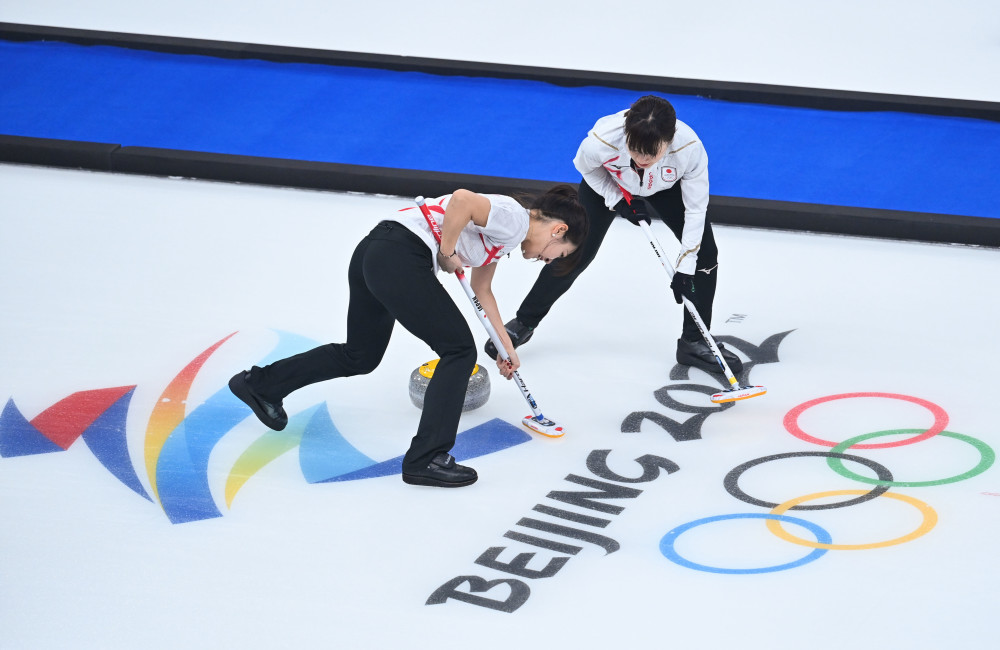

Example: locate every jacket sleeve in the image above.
[674,142,710,275]
[573,132,626,210]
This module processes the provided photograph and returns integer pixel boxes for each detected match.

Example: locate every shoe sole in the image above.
[228,373,287,431]
[402,473,478,488]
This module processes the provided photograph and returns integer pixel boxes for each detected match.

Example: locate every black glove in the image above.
[614,197,651,226]
[670,271,695,304]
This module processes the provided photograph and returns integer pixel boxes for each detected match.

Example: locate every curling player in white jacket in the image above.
[483,94,743,375]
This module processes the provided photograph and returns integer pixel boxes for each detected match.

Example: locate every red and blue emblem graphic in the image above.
[0,331,531,524]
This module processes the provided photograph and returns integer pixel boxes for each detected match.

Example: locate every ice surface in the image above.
[1,164,997,648]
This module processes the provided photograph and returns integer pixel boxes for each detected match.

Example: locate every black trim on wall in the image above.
[3,22,999,122]
[3,135,997,247]
[709,196,1000,247]
[0,134,120,170]
[109,146,555,198]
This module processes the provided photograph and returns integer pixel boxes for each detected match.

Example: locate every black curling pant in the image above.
[516,180,719,342]
[248,221,477,474]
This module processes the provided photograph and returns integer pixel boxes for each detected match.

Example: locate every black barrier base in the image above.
[4,135,998,248]
[0,134,120,170]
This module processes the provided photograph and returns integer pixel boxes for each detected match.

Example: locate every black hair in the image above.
[529,184,589,276]
[624,95,677,156]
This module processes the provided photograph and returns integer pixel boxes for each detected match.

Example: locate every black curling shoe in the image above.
[402,453,478,488]
[676,338,744,375]
[228,370,289,431]
[483,318,534,359]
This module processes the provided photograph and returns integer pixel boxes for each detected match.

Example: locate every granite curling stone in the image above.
[409,359,491,411]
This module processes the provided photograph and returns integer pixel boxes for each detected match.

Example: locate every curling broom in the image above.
[621,189,766,403]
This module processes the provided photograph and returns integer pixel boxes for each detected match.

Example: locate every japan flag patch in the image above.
[661,166,677,182]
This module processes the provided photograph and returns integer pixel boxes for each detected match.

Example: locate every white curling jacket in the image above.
[394,194,529,273]
[573,110,709,274]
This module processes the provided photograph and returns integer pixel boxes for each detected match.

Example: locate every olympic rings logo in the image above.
[659,392,996,574]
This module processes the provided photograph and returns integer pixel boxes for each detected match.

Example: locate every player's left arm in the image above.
[676,144,710,274]
[439,190,493,272]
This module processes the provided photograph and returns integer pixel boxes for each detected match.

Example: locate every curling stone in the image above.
[409,359,491,411]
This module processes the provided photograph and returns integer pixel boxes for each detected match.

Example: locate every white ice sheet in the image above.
[1,164,997,649]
